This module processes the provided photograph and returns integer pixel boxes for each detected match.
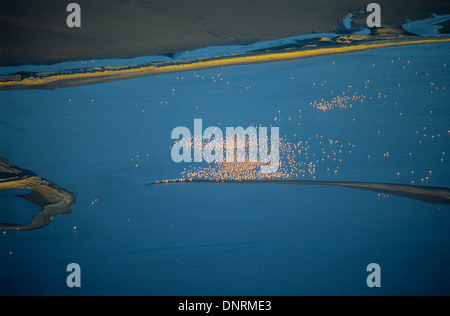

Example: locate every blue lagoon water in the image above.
[1,43,450,296]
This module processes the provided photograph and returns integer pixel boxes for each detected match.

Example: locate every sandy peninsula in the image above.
[1,35,450,90]
[0,156,75,231]
[148,179,450,205]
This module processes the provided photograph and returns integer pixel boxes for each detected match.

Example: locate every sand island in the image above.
[148,179,450,205]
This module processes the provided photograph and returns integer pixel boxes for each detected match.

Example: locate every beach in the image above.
[1,37,450,90]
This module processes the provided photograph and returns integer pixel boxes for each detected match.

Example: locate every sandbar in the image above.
[148,179,450,205]
[0,156,76,231]
[1,36,450,90]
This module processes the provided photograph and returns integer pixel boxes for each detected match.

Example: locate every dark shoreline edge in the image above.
[0,156,76,231]
[147,179,450,205]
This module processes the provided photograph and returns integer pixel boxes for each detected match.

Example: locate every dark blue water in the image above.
[0,189,39,225]
[1,184,449,295]
[1,43,450,296]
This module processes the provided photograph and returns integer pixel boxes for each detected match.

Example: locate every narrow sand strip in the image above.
[147,179,450,205]
[2,37,450,90]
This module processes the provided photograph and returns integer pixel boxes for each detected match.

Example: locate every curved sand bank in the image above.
[1,35,450,90]
[0,156,75,231]
[147,179,450,205]
[0,34,450,90]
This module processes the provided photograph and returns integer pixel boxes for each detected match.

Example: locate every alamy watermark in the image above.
[66,263,81,288]
[366,263,381,288]
[66,3,81,28]
[171,119,280,174]
[366,3,381,28]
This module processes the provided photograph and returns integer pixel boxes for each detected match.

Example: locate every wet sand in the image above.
[148,179,450,205]
[0,156,75,231]
[1,0,450,67]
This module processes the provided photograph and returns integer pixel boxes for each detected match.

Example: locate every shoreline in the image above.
[0,156,76,231]
[1,36,450,90]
